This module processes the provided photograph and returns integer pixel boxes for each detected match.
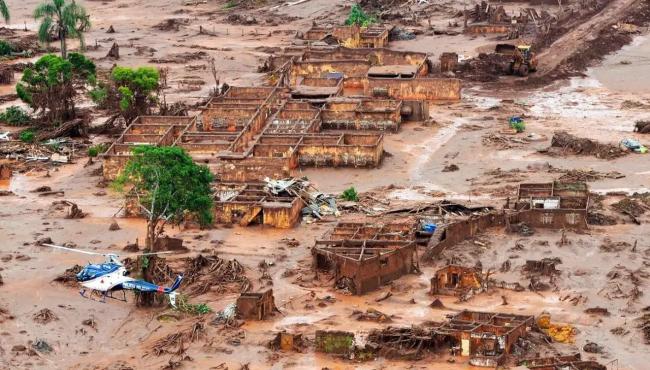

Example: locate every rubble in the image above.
[149,319,206,356]
[33,308,59,324]
[52,264,82,286]
[544,131,627,159]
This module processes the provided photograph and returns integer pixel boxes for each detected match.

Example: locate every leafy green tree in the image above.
[345,4,376,27]
[34,0,91,59]
[16,53,95,123]
[114,146,214,249]
[0,0,9,23]
[91,66,160,124]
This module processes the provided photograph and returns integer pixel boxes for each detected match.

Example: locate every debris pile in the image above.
[611,197,648,222]
[152,18,190,32]
[351,308,393,323]
[182,254,251,296]
[265,177,339,219]
[149,319,206,356]
[33,308,59,324]
[52,265,83,286]
[545,131,627,159]
[635,120,650,134]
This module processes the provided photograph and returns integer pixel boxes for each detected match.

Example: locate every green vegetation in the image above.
[19,129,35,143]
[0,40,12,56]
[16,53,95,123]
[345,4,376,27]
[0,106,31,126]
[0,0,9,23]
[341,186,359,202]
[509,117,526,133]
[34,0,91,59]
[176,295,212,315]
[114,146,214,248]
[224,0,238,9]
[87,143,108,157]
[91,66,160,123]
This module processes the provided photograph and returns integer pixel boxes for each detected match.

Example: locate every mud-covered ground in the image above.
[1,0,650,369]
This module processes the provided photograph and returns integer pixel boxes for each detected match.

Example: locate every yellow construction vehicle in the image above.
[495,44,538,77]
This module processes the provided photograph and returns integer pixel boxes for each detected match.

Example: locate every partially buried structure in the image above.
[312,220,419,294]
[102,25,462,228]
[430,265,483,298]
[510,181,589,229]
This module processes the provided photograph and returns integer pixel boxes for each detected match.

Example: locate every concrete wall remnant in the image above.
[313,220,419,294]
[430,265,482,297]
[236,289,276,320]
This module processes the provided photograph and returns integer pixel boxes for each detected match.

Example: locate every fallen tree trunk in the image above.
[36,119,86,141]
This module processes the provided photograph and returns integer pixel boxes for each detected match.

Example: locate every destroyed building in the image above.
[236,289,276,320]
[213,182,304,228]
[510,182,590,229]
[430,265,483,298]
[312,220,419,294]
[464,1,554,39]
[366,310,535,365]
[518,353,607,370]
[103,30,463,229]
[301,25,389,48]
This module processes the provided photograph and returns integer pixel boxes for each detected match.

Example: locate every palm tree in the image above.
[34,0,91,59]
[0,0,9,23]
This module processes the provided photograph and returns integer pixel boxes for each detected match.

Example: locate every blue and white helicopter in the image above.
[44,244,183,307]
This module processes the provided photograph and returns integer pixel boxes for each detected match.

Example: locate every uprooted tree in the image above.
[91,66,160,124]
[16,53,96,124]
[113,146,214,250]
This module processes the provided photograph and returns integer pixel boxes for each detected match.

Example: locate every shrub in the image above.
[341,187,359,201]
[88,143,108,157]
[89,87,108,105]
[0,40,12,56]
[19,129,35,143]
[94,66,160,123]
[0,106,31,126]
[345,4,376,27]
[509,116,525,133]
[175,295,212,315]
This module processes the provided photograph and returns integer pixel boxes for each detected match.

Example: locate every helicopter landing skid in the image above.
[80,289,127,304]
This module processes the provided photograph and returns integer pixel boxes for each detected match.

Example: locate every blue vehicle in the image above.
[44,244,183,307]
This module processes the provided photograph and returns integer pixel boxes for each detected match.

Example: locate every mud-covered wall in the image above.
[213,156,293,182]
[430,266,481,296]
[290,61,371,85]
[366,78,461,101]
[427,212,505,257]
[262,198,304,228]
[297,139,383,168]
[102,155,131,180]
[510,209,588,229]
[355,245,416,294]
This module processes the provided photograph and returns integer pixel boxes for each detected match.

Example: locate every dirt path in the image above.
[536,0,640,73]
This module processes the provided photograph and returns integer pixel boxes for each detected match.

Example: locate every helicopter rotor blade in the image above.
[41,243,107,256]
[124,251,175,257]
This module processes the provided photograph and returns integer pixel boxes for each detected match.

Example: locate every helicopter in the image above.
[43,244,183,307]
